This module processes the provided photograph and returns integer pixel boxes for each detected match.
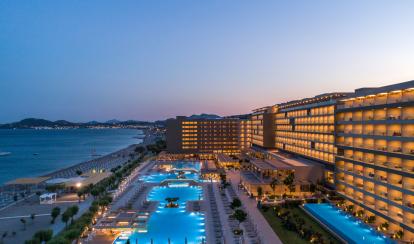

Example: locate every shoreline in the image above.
[2,128,155,187]
[42,144,140,179]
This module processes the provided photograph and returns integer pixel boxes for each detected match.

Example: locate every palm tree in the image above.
[232,209,247,240]
[51,207,60,224]
[270,178,279,196]
[20,218,26,230]
[77,190,83,203]
[69,205,79,223]
[283,172,295,196]
[61,212,70,229]
[1,231,8,242]
[230,198,242,209]
[257,186,263,199]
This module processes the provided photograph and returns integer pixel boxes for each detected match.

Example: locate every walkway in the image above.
[227,171,283,244]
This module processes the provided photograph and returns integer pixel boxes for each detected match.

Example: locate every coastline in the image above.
[1,128,155,187]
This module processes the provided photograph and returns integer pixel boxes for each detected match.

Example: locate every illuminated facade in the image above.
[335,80,414,240]
[165,79,414,241]
[274,93,349,185]
[166,116,251,155]
[251,106,275,148]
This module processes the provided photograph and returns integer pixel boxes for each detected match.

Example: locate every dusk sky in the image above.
[1,0,414,123]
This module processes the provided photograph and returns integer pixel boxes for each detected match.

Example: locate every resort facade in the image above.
[165,79,414,241]
[335,81,414,240]
[166,115,251,155]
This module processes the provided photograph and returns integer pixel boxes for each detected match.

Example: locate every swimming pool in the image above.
[114,185,205,244]
[304,203,394,244]
[171,161,201,171]
[141,172,199,183]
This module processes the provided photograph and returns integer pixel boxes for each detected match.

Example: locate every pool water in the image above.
[114,185,205,244]
[141,172,199,183]
[171,161,201,171]
[304,203,394,244]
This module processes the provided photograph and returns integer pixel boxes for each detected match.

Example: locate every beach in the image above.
[0,128,144,185]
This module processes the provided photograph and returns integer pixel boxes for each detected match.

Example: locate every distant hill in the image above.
[0,118,154,129]
[0,118,79,129]
[188,114,221,119]
[106,119,121,124]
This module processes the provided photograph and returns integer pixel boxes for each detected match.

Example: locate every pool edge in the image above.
[299,205,347,244]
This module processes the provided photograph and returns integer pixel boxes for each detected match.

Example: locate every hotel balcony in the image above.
[403,159,414,173]
[364,182,375,194]
[388,173,403,188]
[404,195,414,210]
[403,178,414,191]
[376,201,389,216]
[364,196,376,209]
[388,206,404,223]
[388,189,403,205]
[364,168,375,179]
[403,211,414,228]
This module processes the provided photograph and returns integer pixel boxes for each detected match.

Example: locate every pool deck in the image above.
[227,170,283,244]
[91,160,212,243]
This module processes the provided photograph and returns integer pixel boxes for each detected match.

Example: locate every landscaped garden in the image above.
[260,202,341,244]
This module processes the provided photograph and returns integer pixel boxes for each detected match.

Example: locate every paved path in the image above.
[211,183,235,244]
[227,171,283,244]
[51,197,93,236]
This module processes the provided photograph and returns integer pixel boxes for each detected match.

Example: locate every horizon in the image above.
[1,0,414,123]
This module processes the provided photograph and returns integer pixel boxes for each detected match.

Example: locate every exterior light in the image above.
[76,182,82,188]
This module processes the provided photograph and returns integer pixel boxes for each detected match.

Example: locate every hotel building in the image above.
[166,116,251,155]
[165,79,414,241]
[274,93,349,185]
[335,80,414,240]
[251,106,275,149]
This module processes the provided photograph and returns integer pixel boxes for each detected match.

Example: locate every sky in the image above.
[1,0,414,123]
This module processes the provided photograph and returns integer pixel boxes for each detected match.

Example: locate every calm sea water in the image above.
[0,129,143,185]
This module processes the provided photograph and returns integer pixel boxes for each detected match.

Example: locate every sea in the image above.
[0,129,143,185]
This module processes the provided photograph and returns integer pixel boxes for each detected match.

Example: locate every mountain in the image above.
[106,119,121,124]
[0,118,154,129]
[0,118,78,129]
[188,114,221,119]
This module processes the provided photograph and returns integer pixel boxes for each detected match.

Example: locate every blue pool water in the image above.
[304,203,394,244]
[114,185,205,244]
[171,161,201,171]
[141,172,199,183]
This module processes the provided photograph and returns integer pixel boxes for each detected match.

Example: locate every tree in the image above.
[47,236,70,244]
[219,173,227,186]
[90,188,99,199]
[1,231,7,242]
[69,205,79,223]
[257,186,263,199]
[270,178,279,196]
[232,209,247,228]
[33,229,53,242]
[30,213,36,223]
[61,212,70,229]
[51,207,61,224]
[77,190,83,203]
[20,218,26,230]
[230,198,242,209]
[283,172,295,195]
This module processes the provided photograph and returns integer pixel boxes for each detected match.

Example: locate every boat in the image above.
[91,148,101,157]
[33,153,39,156]
[0,152,11,156]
